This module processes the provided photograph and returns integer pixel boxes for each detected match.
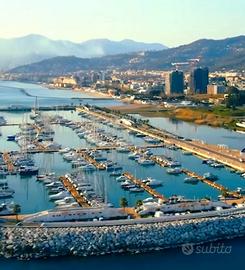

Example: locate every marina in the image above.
[0,106,244,215]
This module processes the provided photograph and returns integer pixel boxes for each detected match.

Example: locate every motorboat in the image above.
[80,164,96,172]
[236,187,245,195]
[0,202,17,215]
[144,177,162,187]
[116,175,127,182]
[129,187,144,193]
[106,165,122,172]
[135,133,146,138]
[7,135,16,141]
[184,177,199,184]
[54,197,74,205]
[0,183,15,198]
[144,137,160,144]
[128,152,140,160]
[182,151,192,156]
[110,171,122,177]
[49,191,70,201]
[116,147,130,153]
[210,162,224,168]
[137,158,155,166]
[19,166,39,175]
[203,172,218,181]
[166,168,182,175]
[59,147,71,154]
[168,161,181,167]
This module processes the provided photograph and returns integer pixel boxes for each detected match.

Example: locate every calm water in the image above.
[0,81,244,267]
[1,236,245,270]
[0,80,123,107]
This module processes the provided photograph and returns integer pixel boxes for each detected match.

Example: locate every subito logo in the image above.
[181,243,194,255]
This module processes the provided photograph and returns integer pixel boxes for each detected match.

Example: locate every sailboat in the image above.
[30,96,39,120]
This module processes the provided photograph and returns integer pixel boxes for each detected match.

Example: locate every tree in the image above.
[120,197,128,209]
[225,86,241,109]
[221,190,229,198]
[13,204,21,222]
[136,199,143,208]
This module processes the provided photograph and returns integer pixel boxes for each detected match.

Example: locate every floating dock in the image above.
[78,151,106,170]
[59,176,90,207]
[3,152,15,173]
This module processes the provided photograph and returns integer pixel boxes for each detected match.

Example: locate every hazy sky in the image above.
[0,0,244,47]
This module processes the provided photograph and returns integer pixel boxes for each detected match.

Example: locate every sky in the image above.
[0,0,244,47]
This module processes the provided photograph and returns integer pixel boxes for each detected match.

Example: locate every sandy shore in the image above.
[73,87,113,99]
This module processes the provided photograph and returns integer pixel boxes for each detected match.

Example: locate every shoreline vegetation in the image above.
[109,104,245,131]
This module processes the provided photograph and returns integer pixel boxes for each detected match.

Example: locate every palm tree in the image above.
[136,199,143,208]
[120,197,128,209]
[13,204,21,222]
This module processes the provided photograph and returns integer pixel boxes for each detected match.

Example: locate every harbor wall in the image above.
[1,214,245,259]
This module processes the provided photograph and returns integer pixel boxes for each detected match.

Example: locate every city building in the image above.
[189,67,209,94]
[207,84,226,95]
[165,70,184,96]
[53,76,77,88]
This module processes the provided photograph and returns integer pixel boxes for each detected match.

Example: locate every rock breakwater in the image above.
[1,214,245,260]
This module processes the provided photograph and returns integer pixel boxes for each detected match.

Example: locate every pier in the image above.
[181,168,228,192]
[3,152,15,173]
[123,172,167,201]
[59,176,90,207]
[150,153,242,198]
[78,151,106,170]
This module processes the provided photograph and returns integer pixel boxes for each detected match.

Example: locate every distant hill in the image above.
[9,35,245,74]
[0,34,166,70]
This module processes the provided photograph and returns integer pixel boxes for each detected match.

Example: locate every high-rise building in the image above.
[165,70,184,96]
[207,84,226,95]
[189,67,209,94]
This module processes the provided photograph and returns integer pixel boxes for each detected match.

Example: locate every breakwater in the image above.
[1,214,245,260]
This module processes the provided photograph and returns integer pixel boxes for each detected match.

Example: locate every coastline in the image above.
[44,83,114,100]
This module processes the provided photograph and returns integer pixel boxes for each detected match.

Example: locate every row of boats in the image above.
[36,171,110,208]
[0,180,15,198]
[7,113,61,151]
[0,152,39,176]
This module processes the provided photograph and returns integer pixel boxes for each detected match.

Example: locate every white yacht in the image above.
[137,158,155,166]
[49,191,70,201]
[59,147,71,154]
[144,177,162,187]
[0,202,16,215]
[23,207,128,223]
[184,177,199,184]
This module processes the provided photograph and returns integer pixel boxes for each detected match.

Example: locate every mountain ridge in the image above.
[8,35,245,74]
[0,34,166,70]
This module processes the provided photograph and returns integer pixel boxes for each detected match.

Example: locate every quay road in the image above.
[76,107,245,172]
